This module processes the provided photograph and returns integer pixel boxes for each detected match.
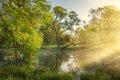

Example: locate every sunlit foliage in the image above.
[0,0,50,66]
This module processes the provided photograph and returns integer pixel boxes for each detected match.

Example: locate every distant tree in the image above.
[52,6,80,49]
[75,6,120,48]
[52,6,81,71]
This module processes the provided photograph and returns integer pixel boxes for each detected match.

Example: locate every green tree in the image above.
[80,6,120,48]
[0,0,50,67]
[52,6,80,49]
[52,6,81,71]
[74,6,120,49]
[39,11,54,45]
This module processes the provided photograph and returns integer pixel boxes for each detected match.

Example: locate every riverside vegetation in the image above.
[0,0,120,80]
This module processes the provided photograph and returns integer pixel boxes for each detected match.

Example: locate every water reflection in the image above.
[61,55,77,72]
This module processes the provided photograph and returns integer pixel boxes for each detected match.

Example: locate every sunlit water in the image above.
[61,55,77,72]
[61,43,120,72]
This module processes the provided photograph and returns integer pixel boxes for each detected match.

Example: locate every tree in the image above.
[52,6,80,49]
[0,0,50,67]
[82,6,120,47]
[39,9,54,45]
[74,6,120,49]
[52,6,81,71]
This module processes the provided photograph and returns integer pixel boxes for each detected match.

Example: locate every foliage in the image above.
[52,6,81,49]
[50,6,81,71]
[0,0,51,66]
[87,6,120,45]
[75,6,120,48]
[39,11,54,45]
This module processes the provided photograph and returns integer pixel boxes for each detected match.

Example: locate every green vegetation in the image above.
[0,0,120,80]
[0,66,120,80]
[0,0,50,67]
[0,65,74,80]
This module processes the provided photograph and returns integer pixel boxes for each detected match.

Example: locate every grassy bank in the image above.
[0,65,120,80]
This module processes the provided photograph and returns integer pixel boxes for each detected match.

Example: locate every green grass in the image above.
[41,45,57,49]
[79,72,110,80]
[0,65,74,80]
[0,65,120,80]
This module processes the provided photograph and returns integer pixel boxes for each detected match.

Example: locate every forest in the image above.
[0,0,120,80]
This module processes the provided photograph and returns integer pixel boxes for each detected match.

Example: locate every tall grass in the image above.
[0,65,74,80]
[79,72,110,80]
[0,65,120,80]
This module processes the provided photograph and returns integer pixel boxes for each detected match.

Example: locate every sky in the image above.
[47,0,120,21]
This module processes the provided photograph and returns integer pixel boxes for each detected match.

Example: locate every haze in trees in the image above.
[0,0,120,79]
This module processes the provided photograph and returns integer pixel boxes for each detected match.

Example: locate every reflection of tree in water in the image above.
[61,54,78,72]
[38,48,70,71]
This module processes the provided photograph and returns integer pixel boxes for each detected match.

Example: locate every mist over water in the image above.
[60,6,120,73]
[61,29,120,72]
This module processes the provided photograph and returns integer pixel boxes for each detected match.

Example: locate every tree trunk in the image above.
[13,41,18,65]
[54,52,59,71]
[14,48,18,65]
